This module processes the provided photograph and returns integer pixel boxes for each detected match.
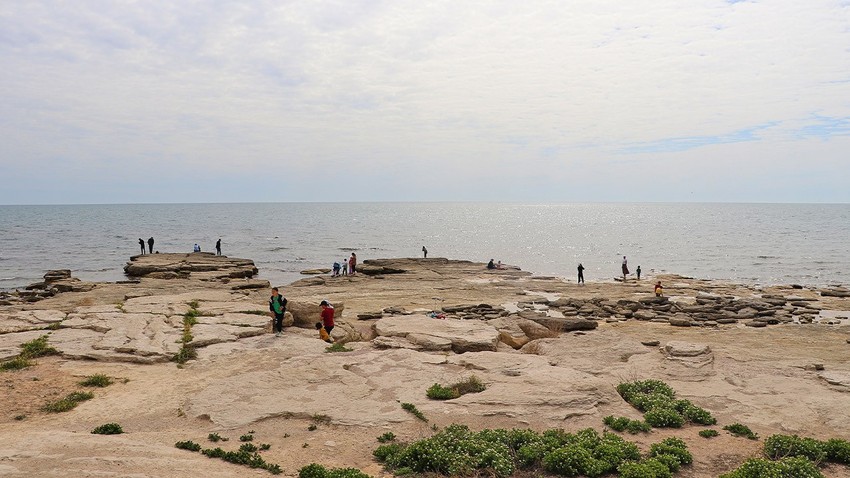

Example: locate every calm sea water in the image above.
[0,203,848,291]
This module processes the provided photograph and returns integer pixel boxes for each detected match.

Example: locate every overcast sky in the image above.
[1,0,849,204]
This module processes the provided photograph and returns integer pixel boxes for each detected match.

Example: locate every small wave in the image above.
[0,276,26,281]
[268,247,289,252]
[338,247,357,251]
[756,255,779,259]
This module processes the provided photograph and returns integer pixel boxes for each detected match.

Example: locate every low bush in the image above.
[617,458,673,478]
[426,383,458,400]
[42,391,94,413]
[602,415,650,434]
[80,374,113,387]
[720,457,824,478]
[239,434,254,442]
[699,429,719,438]
[91,423,123,435]
[299,463,373,478]
[825,438,850,464]
[20,335,59,359]
[616,379,715,429]
[400,402,427,422]
[0,356,33,371]
[723,423,759,440]
[176,438,282,474]
[763,434,826,463]
[644,407,685,428]
[377,432,396,443]
[175,440,202,451]
[208,432,227,442]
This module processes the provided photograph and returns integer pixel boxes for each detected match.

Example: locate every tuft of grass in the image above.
[426,376,486,400]
[14,414,26,421]
[325,342,352,353]
[1,356,33,371]
[80,374,113,387]
[239,434,254,442]
[400,402,427,422]
[20,335,59,359]
[91,423,123,435]
[188,299,200,310]
[724,423,759,440]
[377,432,396,443]
[42,391,94,413]
[259,443,271,451]
[46,321,62,330]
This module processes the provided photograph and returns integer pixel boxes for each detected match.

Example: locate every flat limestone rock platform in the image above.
[123,253,258,281]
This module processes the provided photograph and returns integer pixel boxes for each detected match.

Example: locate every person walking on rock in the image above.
[320,300,335,336]
[577,263,585,284]
[636,265,641,280]
[269,287,287,337]
[621,256,629,282]
[148,237,155,254]
[139,238,146,255]
[348,253,357,275]
[422,246,428,258]
[215,238,221,256]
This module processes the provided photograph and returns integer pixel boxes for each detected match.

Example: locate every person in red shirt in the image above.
[320,300,335,335]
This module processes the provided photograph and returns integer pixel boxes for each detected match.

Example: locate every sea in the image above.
[0,202,848,291]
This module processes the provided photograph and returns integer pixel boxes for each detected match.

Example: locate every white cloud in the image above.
[1,0,849,203]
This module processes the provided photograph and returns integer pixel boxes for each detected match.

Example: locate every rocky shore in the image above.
[1,255,849,477]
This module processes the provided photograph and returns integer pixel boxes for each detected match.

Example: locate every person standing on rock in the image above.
[422,246,428,258]
[215,238,221,256]
[636,265,641,280]
[349,253,357,275]
[139,238,146,254]
[341,258,348,276]
[269,287,288,337]
[320,300,335,335]
[148,237,155,254]
[577,263,585,284]
[621,256,629,281]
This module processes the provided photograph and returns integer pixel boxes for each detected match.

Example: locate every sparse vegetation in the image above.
[308,424,318,431]
[260,443,271,451]
[377,432,397,443]
[1,334,60,372]
[91,423,124,435]
[325,342,352,353]
[208,432,228,442]
[372,424,688,478]
[0,356,33,371]
[616,379,716,429]
[724,423,759,440]
[299,463,372,478]
[175,436,282,474]
[80,374,113,387]
[42,391,94,413]
[400,402,427,422]
[426,376,486,400]
[239,434,254,442]
[13,414,26,421]
[312,414,331,424]
[603,415,651,434]
[699,429,719,438]
[173,305,200,364]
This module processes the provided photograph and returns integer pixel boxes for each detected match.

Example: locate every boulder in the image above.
[668,315,692,327]
[527,316,598,332]
[287,301,345,328]
[664,341,711,357]
[43,269,72,282]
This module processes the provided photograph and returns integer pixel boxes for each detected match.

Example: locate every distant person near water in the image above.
[654,281,664,297]
[636,265,641,280]
[341,258,348,276]
[320,300,335,335]
[577,263,585,284]
[215,238,221,256]
[487,259,496,269]
[269,287,287,337]
[139,238,145,255]
[349,253,357,275]
[148,237,154,254]
[622,256,629,281]
[193,243,201,252]
[332,261,341,277]
[422,246,428,258]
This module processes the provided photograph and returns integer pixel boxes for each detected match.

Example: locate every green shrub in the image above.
[699,429,719,438]
[91,423,123,435]
[724,423,759,440]
[680,403,716,425]
[20,335,59,358]
[602,415,650,434]
[763,434,826,463]
[825,438,850,464]
[259,443,271,451]
[42,391,94,413]
[400,402,427,422]
[720,456,824,478]
[0,356,33,371]
[239,434,254,442]
[208,432,227,442]
[172,345,197,364]
[377,432,396,443]
[617,458,673,478]
[298,464,372,478]
[649,437,693,470]
[644,407,685,428]
[325,343,352,353]
[175,440,202,451]
[427,383,459,400]
[80,374,113,387]
[239,443,258,453]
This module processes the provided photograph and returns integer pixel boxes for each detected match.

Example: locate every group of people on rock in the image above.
[268,287,334,343]
[576,256,662,295]
[331,253,357,277]
[137,238,222,255]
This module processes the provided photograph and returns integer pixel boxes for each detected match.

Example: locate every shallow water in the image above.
[0,202,848,290]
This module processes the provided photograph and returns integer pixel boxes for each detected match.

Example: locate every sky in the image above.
[1,0,849,204]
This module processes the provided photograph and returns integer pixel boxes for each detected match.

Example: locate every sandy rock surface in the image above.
[1,256,850,477]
